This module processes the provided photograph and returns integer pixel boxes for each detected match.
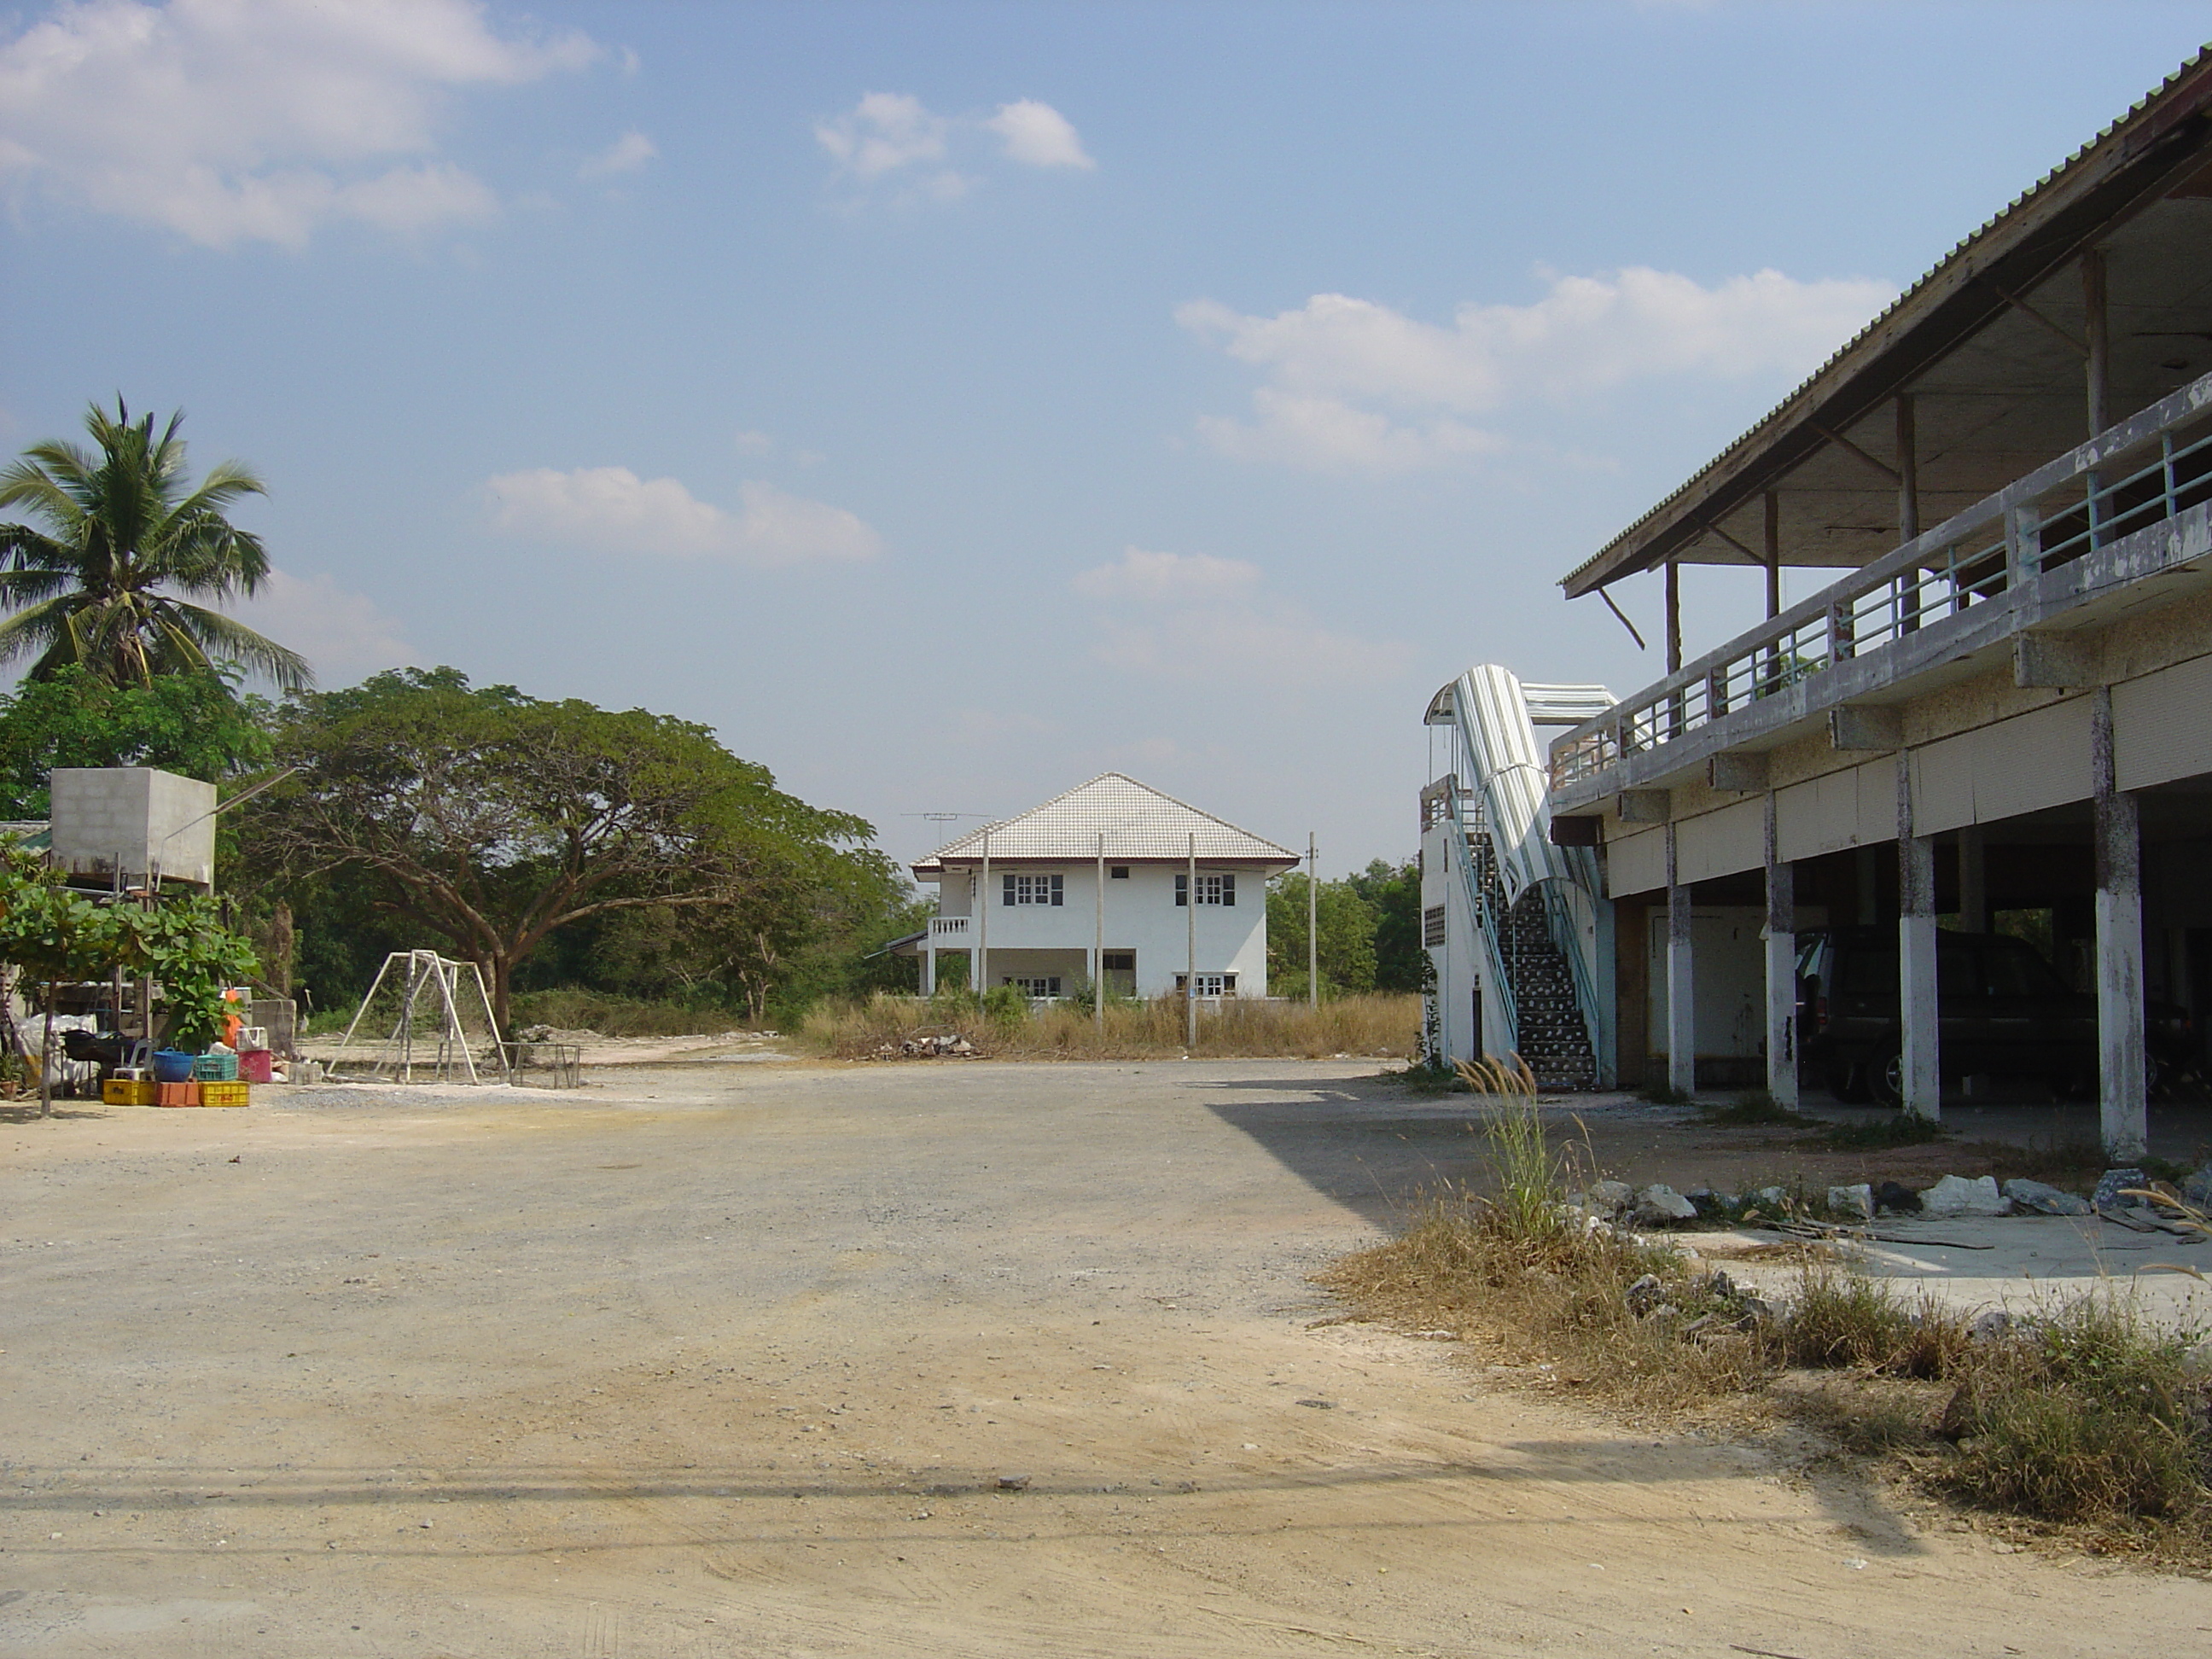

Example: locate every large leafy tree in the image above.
[0,664,273,818]
[240,668,881,1027]
[0,400,310,692]
[1266,870,1380,998]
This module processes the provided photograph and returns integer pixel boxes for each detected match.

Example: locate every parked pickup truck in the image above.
[1795,926,2194,1107]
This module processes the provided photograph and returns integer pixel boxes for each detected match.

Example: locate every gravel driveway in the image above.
[2,1057,2206,1655]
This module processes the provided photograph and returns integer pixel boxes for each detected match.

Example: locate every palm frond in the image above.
[165,601,314,692]
[0,596,84,667]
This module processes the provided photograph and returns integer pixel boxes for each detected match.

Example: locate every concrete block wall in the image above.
[49,767,217,888]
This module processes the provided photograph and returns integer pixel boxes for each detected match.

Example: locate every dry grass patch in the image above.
[799,990,1418,1061]
[1320,1099,2212,1557]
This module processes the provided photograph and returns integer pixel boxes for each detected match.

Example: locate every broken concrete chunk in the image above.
[1919,1174,2009,1217]
[2002,1178,2092,1217]
[1633,1184,1699,1224]
[1753,1185,1789,1208]
[2181,1165,2212,1210]
[1826,1183,1874,1220]
[2092,1167,2149,1211]
[1625,1274,1666,1317]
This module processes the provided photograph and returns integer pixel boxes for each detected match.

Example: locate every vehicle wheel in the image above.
[1825,1059,1871,1104]
[2147,1053,2166,1097]
[1868,1045,1906,1110]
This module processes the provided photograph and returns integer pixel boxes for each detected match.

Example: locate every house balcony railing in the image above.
[928,916,971,939]
[1550,369,2212,802]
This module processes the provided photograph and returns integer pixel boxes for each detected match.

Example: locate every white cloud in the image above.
[1194,389,1505,477]
[0,0,597,247]
[986,99,1093,169]
[1071,547,1406,687]
[221,568,416,683]
[1179,267,1895,473]
[579,129,655,179]
[731,429,775,454]
[1071,546,1257,603]
[485,466,882,568]
[816,91,1091,198]
[815,91,948,180]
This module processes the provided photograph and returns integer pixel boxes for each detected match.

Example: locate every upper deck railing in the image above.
[1549,369,2212,793]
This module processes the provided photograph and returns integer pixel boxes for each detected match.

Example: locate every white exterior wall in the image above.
[921,863,1272,996]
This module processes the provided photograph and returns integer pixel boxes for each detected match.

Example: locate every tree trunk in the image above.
[487,954,511,1036]
[39,984,55,1119]
[268,901,294,995]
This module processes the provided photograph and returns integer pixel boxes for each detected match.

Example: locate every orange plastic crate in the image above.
[155,1082,201,1108]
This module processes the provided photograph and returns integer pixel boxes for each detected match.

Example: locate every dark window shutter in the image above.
[1003,874,1016,905]
[1220,874,1236,906]
[1174,874,1187,906]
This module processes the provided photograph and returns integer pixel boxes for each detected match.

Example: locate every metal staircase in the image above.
[1450,800,1598,1090]
[1425,665,1612,1089]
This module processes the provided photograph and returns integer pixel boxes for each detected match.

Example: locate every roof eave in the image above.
[1559,49,2212,600]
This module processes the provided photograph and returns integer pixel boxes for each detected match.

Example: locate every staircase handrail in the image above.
[1438,782,1517,1039]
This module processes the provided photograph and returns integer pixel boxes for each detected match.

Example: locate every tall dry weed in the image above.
[798,991,1418,1060]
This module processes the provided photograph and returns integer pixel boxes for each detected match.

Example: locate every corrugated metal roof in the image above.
[1559,44,2212,597]
[912,774,1297,871]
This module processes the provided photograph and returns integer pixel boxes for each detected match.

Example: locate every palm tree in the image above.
[0,399,311,693]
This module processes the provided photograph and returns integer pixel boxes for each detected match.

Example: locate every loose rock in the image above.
[1633,1184,1699,1225]
[2093,1167,2148,1211]
[2001,1177,2091,1217]
[2182,1165,2212,1210]
[1624,1274,1666,1317]
[1589,1179,1635,1215]
[1873,1180,1921,1215]
[1826,1183,1874,1220]
[1919,1173,2008,1217]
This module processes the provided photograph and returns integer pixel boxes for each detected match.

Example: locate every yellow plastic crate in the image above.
[199,1080,250,1108]
[102,1078,156,1106]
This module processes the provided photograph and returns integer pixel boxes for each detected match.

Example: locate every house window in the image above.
[1423,905,1447,946]
[1003,873,1063,905]
[1109,865,1130,879]
[1174,972,1237,997]
[1173,873,1236,906]
[1008,976,1062,998]
[1101,952,1135,972]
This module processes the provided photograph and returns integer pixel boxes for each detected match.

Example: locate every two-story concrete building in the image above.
[1534,48,2212,1157]
[907,773,1299,999]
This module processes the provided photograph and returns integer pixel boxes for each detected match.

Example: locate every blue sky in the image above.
[3,1,2208,875]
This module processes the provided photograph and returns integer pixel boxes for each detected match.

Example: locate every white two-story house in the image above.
[905,774,1299,998]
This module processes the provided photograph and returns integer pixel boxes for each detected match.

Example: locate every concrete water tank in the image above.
[48,767,218,888]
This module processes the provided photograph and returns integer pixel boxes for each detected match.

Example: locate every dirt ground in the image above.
[4,1058,2210,1657]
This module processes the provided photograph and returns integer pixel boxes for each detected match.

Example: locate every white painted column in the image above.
[1763,790,1798,1109]
[2093,686,2147,1160]
[923,939,935,998]
[1897,753,1941,1121]
[1666,823,1696,1097]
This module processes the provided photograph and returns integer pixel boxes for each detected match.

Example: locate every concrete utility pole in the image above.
[1185,834,1198,1050]
[1095,831,1106,1039]
[1307,834,1318,1009]
[978,830,990,998]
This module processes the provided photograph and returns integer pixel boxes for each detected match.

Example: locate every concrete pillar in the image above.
[1666,823,1696,1097]
[1763,791,1798,1109]
[1898,754,1941,1120]
[2093,686,2147,1160]
[923,942,936,997]
[1958,825,1987,934]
